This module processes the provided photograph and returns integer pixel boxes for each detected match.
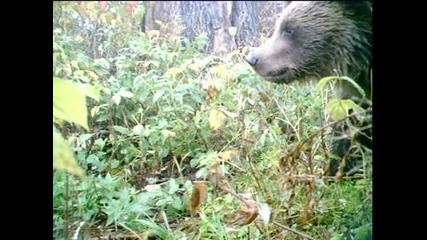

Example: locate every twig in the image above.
[172,155,185,181]
[273,221,318,240]
[287,174,365,180]
[216,184,253,208]
[304,107,372,144]
[118,223,143,240]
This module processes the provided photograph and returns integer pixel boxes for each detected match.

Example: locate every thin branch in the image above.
[273,221,318,240]
[217,184,254,208]
[118,223,143,240]
[294,107,372,148]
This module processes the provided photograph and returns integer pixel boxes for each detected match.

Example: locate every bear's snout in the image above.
[245,52,259,67]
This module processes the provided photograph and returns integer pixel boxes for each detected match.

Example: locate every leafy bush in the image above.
[53,2,372,239]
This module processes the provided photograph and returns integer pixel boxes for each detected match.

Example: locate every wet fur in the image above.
[246,1,372,176]
[247,1,372,99]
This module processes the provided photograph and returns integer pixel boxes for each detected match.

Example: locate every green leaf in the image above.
[53,78,89,130]
[327,99,365,121]
[161,129,176,138]
[135,219,169,239]
[330,234,344,240]
[353,223,372,240]
[79,133,94,143]
[94,138,106,150]
[228,27,237,37]
[315,76,366,98]
[53,127,85,177]
[340,76,366,98]
[144,60,160,68]
[113,126,129,134]
[79,83,100,101]
[168,178,180,194]
[73,70,85,77]
[314,76,337,93]
[94,58,110,69]
[152,90,165,103]
[118,89,133,98]
[170,198,184,211]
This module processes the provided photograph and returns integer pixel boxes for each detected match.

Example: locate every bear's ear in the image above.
[283,1,292,9]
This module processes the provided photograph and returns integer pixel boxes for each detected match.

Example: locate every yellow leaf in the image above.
[53,78,89,130]
[100,13,106,24]
[147,30,160,40]
[213,65,229,79]
[218,149,239,161]
[70,60,79,69]
[53,128,85,177]
[111,19,117,28]
[327,99,364,121]
[188,63,199,73]
[90,106,98,117]
[74,35,84,43]
[86,70,99,81]
[209,108,228,130]
[79,83,100,101]
[168,67,182,79]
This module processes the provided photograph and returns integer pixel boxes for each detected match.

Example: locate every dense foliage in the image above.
[53,2,372,240]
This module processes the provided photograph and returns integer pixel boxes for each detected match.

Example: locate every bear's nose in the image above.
[246,53,258,67]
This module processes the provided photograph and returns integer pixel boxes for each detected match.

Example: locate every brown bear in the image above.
[246,1,372,177]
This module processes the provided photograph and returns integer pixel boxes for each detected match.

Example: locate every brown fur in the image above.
[246,1,373,176]
[246,1,372,100]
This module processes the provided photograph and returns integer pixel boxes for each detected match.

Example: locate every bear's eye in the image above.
[283,25,295,36]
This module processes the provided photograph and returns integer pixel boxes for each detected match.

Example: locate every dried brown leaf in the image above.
[189,181,208,214]
[226,205,259,226]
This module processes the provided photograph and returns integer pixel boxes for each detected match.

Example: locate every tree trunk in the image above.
[142,1,262,53]
[256,1,285,43]
[211,1,236,54]
[143,1,181,36]
[179,1,220,53]
[231,1,258,48]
